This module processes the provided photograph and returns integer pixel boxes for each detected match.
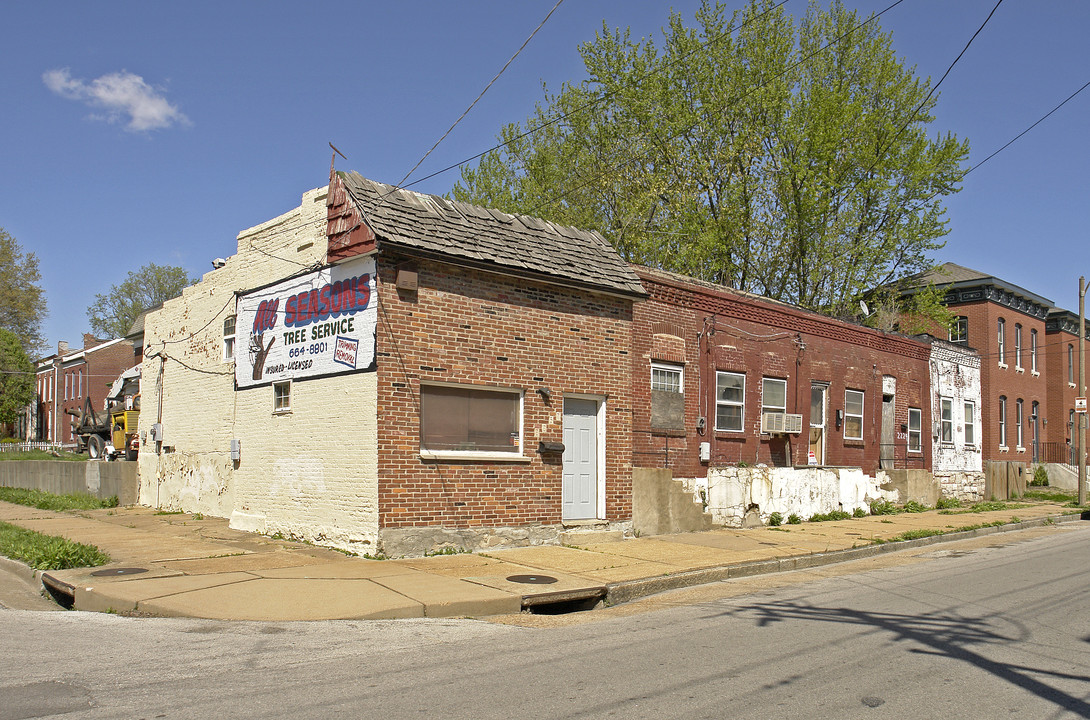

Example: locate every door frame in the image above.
[809,382,828,465]
[563,393,606,521]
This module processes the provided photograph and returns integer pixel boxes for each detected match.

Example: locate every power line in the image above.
[390,0,566,195]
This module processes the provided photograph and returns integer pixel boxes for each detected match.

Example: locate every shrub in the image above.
[1031,465,1049,486]
[903,500,929,513]
[809,510,852,522]
[853,507,867,518]
[787,513,802,525]
[870,499,900,516]
[768,512,783,527]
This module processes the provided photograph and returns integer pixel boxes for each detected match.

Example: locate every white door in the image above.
[562,398,599,520]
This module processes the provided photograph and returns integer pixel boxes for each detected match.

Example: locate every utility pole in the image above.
[1080,276,1086,506]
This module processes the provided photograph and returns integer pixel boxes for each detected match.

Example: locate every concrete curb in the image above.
[604,512,1087,607]
[0,553,41,586]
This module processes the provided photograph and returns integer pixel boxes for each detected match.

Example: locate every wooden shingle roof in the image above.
[339,171,646,299]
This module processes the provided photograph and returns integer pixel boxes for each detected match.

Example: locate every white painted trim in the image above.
[419,451,531,463]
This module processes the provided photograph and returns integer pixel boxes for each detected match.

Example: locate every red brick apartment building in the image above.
[632,267,932,478]
[1044,309,1088,463]
[904,263,1050,464]
[33,334,138,445]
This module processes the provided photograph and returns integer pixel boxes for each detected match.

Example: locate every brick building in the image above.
[140,171,644,556]
[32,335,137,446]
[1044,308,1088,463]
[904,263,1050,464]
[632,267,933,478]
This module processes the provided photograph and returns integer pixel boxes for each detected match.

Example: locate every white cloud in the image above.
[43,68,189,132]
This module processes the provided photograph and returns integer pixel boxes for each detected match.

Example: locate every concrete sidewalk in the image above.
[0,500,1083,621]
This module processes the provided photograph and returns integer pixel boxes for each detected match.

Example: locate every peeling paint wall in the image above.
[138,187,381,552]
[697,465,897,526]
[929,340,983,474]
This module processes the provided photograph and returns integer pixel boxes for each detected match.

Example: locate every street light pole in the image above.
[1080,276,1086,507]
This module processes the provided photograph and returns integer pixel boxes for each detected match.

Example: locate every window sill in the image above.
[998,445,1009,453]
[843,438,864,446]
[998,362,1008,369]
[1031,370,1040,377]
[1070,382,1077,389]
[419,451,532,463]
[1016,366,1024,374]
[1016,446,1026,453]
[273,409,292,416]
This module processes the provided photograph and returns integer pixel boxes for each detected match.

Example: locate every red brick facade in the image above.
[375,254,635,530]
[945,299,1047,463]
[35,335,137,445]
[633,268,932,476]
[1044,310,1086,460]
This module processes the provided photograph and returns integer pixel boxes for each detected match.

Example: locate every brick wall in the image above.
[633,268,932,476]
[375,253,634,537]
[1044,321,1082,453]
[950,299,1046,463]
[139,186,383,553]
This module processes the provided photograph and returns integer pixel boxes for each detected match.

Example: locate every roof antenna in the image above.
[329,142,348,181]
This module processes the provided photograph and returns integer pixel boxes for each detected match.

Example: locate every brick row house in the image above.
[1044,308,1089,464]
[140,172,990,555]
[139,171,644,556]
[31,335,138,446]
[903,264,1060,466]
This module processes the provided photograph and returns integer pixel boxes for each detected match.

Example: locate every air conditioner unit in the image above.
[762,412,803,434]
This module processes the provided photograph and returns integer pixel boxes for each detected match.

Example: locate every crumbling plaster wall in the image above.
[930,340,983,479]
[696,465,897,526]
[138,187,381,552]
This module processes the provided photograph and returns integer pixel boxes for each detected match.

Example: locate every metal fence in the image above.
[0,441,64,454]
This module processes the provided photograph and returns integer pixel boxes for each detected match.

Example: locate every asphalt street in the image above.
[2,522,1089,719]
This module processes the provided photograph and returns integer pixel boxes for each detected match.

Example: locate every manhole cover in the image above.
[90,567,149,577]
[506,574,558,584]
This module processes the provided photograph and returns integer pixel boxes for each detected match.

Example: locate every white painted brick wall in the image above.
[137,187,380,551]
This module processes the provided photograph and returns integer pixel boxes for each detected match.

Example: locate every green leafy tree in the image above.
[87,263,196,339]
[453,0,969,319]
[0,228,47,356]
[0,328,34,428]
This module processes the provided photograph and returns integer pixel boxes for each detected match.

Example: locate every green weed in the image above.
[809,510,852,522]
[0,487,117,511]
[870,500,900,516]
[787,513,802,525]
[0,520,110,570]
[902,500,929,513]
[768,512,783,527]
[935,496,961,509]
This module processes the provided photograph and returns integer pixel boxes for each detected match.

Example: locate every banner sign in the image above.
[235,257,377,388]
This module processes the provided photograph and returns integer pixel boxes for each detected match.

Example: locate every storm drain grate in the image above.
[90,567,150,577]
[506,574,558,585]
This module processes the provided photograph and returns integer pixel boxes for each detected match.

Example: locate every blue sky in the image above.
[3,1,1088,353]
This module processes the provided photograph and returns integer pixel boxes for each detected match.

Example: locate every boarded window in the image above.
[421,385,521,454]
[650,363,684,431]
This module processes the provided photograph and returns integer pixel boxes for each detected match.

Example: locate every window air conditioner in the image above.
[762,412,803,434]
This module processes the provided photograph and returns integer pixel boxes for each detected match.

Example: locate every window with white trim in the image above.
[420,384,522,455]
[997,318,1006,364]
[1030,329,1038,372]
[949,316,968,344]
[1014,324,1022,369]
[223,316,236,362]
[999,396,1007,447]
[715,371,745,432]
[964,401,976,447]
[273,381,291,414]
[940,397,953,443]
[762,377,787,415]
[844,389,864,441]
[1015,398,1024,448]
[1070,344,1075,384]
[907,407,922,452]
[651,363,682,393]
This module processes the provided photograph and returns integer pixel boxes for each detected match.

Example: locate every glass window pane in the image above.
[845,390,863,415]
[763,378,786,411]
[716,405,742,432]
[421,385,520,453]
[717,373,743,403]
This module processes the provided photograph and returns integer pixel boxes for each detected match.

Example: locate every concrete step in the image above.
[559,529,623,546]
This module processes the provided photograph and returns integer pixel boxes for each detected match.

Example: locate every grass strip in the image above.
[0,487,118,511]
[0,449,87,462]
[0,520,110,570]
